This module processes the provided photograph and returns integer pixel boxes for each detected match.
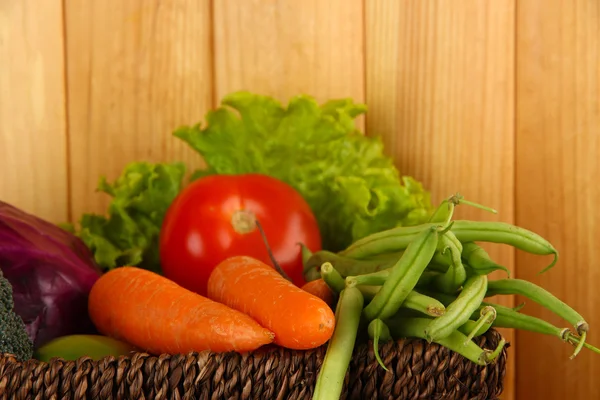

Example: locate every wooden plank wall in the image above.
[1,1,598,399]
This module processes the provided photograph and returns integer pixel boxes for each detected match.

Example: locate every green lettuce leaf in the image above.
[174,91,433,251]
[66,161,186,272]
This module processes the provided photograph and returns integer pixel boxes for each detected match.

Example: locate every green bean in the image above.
[345,269,390,287]
[428,257,451,272]
[461,242,510,277]
[403,290,446,317]
[304,267,322,282]
[428,194,497,224]
[486,279,588,335]
[345,269,440,290]
[424,275,488,342]
[312,287,364,400]
[428,197,456,224]
[432,232,467,294]
[320,262,346,293]
[301,243,313,266]
[304,249,401,280]
[338,222,437,259]
[386,317,506,366]
[450,221,559,273]
[362,226,440,321]
[360,286,445,317]
[339,220,558,273]
[418,289,587,353]
[478,302,592,359]
[367,319,391,371]
[415,270,444,288]
[461,305,496,344]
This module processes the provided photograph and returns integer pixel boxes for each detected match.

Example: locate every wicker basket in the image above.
[0,329,508,400]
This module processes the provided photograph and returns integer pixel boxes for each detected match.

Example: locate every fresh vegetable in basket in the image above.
[0,200,103,349]
[310,194,599,400]
[87,266,275,355]
[207,255,335,350]
[65,92,433,275]
[33,334,138,362]
[0,268,33,361]
[160,173,322,295]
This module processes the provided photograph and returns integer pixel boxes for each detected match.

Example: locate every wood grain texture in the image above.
[516,1,599,398]
[213,0,365,127]
[64,0,213,220]
[364,2,516,399]
[0,0,68,223]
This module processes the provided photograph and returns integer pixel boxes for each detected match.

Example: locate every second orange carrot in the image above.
[207,256,336,350]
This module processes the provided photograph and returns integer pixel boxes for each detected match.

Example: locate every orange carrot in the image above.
[88,266,274,355]
[207,256,336,350]
[301,279,336,307]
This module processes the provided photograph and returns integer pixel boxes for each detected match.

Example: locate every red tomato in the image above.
[159,173,322,296]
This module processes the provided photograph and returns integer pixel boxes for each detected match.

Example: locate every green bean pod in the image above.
[424,275,488,342]
[403,290,446,317]
[386,317,505,366]
[367,319,391,371]
[340,220,558,273]
[362,226,440,321]
[360,286,445,317]
[461,242,510,277]
[415,270,444,288]
[338,223,438,259]
[450,220,559,273]
[345,269,390,287]
[304,249,400,280]
[432,232,467,294]
[346,267,441,288]
[428,198,456,224]
[320,262,346,293]
[486,279,588,335]
[460,305,497,344]
[312,287,364,400]
[478,301,591,358]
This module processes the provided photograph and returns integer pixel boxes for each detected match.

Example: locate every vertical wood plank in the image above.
[213,0,364,125]
[365,2,516,399]
[516,1,599,398]
[64,0,213,219]
[0,0,68,223]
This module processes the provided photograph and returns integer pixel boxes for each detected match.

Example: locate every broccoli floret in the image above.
[0,270,34,361]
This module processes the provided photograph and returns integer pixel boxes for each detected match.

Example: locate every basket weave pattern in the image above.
[0,329,507,400]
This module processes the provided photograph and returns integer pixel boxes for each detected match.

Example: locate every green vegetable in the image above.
[0,270,34,362]
[65,162,186,272]
[362,226,440,321]
[173,91,433,251]
[34,334,137,362]
[313,286,364,400]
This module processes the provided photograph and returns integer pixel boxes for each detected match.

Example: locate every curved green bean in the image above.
[424,275,488,342]
[480,301,591,359]
[461,305,496,344]
[368,319,391,371]
[386,317,505,366]
[486,279,588,334]
[312,287,364,400]
[338,220,558,273]
[450,221,558,273]
[362,226,440,321]
[461,242,510,277]
[432,232,467,294]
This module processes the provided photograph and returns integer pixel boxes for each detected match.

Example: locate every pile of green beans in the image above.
[310,194,599,400]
